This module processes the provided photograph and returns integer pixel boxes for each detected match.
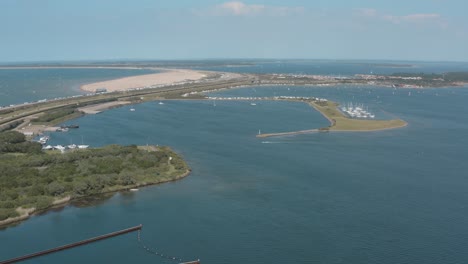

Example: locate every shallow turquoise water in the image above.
[1,85,468,263]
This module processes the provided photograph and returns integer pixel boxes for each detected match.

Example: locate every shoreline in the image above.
[80,68,209,92]
[257,99,408,138]
[0,169,191,229]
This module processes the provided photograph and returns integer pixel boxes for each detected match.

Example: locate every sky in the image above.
[1,0,468,62]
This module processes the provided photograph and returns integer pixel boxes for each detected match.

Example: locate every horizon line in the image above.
[1,58,468,65]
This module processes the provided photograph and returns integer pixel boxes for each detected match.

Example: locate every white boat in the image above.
[130,108,135,112]
[78,136,89,149]
[38,136,50,144]
[54,145,65,151]
[251,103,257,106]
[67,144,77,149]
[130,188,139,192]
[42,145,53,150]
[158,102,164,105]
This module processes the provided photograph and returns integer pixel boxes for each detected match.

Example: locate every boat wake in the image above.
[261,141,316,144]
[261,141,289,144]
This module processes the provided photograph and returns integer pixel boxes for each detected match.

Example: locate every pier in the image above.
[0,224,200,264]
[0,225,142,264]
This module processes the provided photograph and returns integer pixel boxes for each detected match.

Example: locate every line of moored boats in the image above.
[36,135,89,151]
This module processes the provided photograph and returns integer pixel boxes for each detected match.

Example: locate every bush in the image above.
[0,209,19,221]
[0,131,25,144]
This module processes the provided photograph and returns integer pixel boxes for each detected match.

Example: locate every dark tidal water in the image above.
[1,84,468,264]
[1,61,468,264]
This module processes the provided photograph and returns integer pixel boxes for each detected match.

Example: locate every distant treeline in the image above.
[0,131,189,222]
[391,72,468,82]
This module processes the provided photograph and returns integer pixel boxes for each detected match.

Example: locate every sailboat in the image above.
[68,138,77,149]
[78,136,89,149]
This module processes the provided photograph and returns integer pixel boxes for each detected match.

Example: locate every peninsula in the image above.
[0,131,190,227]
[256,99,407,138]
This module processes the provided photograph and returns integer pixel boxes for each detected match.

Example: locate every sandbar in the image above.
[80,69,207,92]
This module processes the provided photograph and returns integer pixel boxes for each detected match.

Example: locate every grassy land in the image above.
[309,100,407,131]
[0,131,190,227]
[257,99,407,138]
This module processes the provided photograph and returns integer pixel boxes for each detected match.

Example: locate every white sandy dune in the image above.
[80,69,207,92]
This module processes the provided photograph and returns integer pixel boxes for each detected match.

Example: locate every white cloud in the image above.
[196,1,304,17]
[383,13,441,24]
[354,8,378,18]
[218,1,264,16]
[354,8,446,27]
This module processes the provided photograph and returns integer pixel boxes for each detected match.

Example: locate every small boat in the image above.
[38,136,50,144]
[78,136,89,149]
[68,144,77,149]
[61,125,79,129]
[130,188,139,192]
[158,102,164,105]
[130,108,135,112]
[54,145,66,151]
[250,103,257,106]
[180,260,201,264]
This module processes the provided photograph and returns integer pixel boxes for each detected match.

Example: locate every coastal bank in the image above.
[0,131,191,228]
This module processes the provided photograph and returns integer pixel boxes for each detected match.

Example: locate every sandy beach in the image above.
[80,69,207,92]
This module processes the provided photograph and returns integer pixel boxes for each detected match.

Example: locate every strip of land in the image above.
[80,69,208,92]
[257,99,407,138]
[77,101,131,114]
[309,100,407,131]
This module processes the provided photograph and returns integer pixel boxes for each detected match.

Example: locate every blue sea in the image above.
[1,62,468,264]
[0,68,156,107]
[196,59,468,76]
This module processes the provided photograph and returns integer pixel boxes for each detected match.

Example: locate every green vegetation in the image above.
[391,71,468,84]
[32,107,78,123]
[0,120,22,132]
[0,131,43,154]
[391,71,468,81]
[0,131,189,224]
[444,72,468,82]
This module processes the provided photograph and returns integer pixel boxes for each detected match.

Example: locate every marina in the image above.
[340,103,375,119]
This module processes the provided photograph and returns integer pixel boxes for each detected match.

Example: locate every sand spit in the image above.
[80,69,207,92]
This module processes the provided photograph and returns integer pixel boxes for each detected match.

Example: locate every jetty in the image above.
[0,225,143,264]
[0,225,200,264]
